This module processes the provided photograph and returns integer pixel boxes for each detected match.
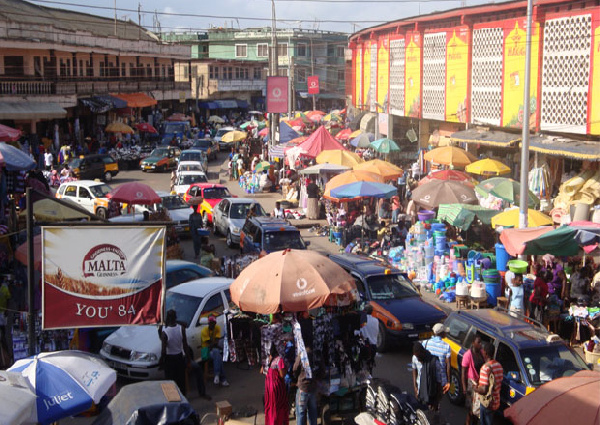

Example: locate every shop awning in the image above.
[527,136,600,161]
[79,97,112,114]
[0,101,66,120]
[111,92,157,108]
[94,95,127,109]
[198,102,218,110]
[451,128,520,148]
[214,100,238,109]
[236,100,249,109]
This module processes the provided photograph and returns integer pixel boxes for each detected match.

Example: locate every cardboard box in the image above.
[216,400,232,418]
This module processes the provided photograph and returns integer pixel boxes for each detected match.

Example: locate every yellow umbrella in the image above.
[316,150,364,168]
[323,113,342,122]
[221,130,247,143]
[465,158,511,176]
[423,146,477,168]
[105,122,134,134]
[491,208,553,229]
[350,129,363,138]
[353,159,403,181]
[323,170,384,199]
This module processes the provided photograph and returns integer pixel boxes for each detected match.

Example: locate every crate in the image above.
[584,347,600,367]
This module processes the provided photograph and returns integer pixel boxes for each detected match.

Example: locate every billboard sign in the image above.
[266,76,289,113]
[42,226,166,329]
[307,75,320,94]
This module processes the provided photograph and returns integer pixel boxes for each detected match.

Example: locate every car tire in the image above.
[376,321,388,353]
[212,222,220,236]
[96,207,107,219]
[104,171,112,182]
[448,369,465,405]
[226,230,234,248]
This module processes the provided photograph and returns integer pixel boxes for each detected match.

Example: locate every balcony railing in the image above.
[211,79,266,92]
[0,79,189,96]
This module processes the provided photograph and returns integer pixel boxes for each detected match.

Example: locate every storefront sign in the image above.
[266,76,289,113]
[307,75,320,94]
[405,32,421,118]
[42,226,166,329]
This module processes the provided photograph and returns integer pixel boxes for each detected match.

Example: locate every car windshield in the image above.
[161,195,189,210]
[193,140,212,149]
[520,346,588,386]
[264,231,306,251]
[90,184,113,198]
[180,152,205,162]
[165,292,202,327]
[178,174,207,185]
[230,203,266,219]
[179,163,203,172]
[203,188,230,199]
[164,123,186,133]
[151,148,169,157]
[366,274,419,300]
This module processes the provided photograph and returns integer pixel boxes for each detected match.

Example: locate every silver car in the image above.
[212,198,266,247]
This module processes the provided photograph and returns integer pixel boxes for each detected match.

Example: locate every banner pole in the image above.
[26,188,36,356]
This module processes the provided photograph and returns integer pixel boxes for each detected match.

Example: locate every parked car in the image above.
[442,309,589,408]
[160,121,191,145]
[329,254,447,352]
[183,183,232,226]
[213,198,266,247]
[173,171,208,197]
[55,180,113,218]
[140,146,180,172]
[179,149,208,173]
[214,126,235,151]
[192,138,217,160]
[177,160,204,174]
[100,277,232,380]
[240,216,308,254]
[67,154,119,182]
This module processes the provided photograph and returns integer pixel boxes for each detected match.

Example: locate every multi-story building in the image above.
[0,0,190,141]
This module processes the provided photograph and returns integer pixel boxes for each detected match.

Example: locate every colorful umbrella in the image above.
[423,146,477,168]
[354,159,403,181]
[8,350,116,425]
[316,149,363,168]
[258,127,270,137]
[208,115,225,123]
[522,225,600,256]
[0,142,36,171]
[24,198,91,222]
[465,158,511,176]
[499,226,555,256]
[0,123,22,142]
[109,182,161,205]
[323,113,342,122]
[135,123,158,134]
[105,122,134,134]
[299,163,350,175]
[255,161,272,173]
[475,177,540,207]
[335,128,352,141]
[288,136,308,145]
[230,249,357,314]
[437,204,500,230]
[350,133,374,148]
[0,370,37,425]
[418,170,476,187]
[349,129,363,138]
[330,181,397,199]
[323,170,384,199]
[504,371,600,425]
[491,208,553,228]
[410,180,478,208]
[370,138,400,154]
[221,130,247,143]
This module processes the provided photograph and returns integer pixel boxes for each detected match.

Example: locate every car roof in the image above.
[218,126,235,131]
[191,183,226,189]
[169,277,233,297]
[181,149,205,154]
[329,253,397,276]
[178,170,207,176]
[225,197,260,204]
[60,180,109,188]
[166,259,206,272]
[178,161,202,166]
[250,216,298,231]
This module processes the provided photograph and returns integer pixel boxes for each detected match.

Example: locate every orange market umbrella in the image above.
[504,371,600,425]
[316,150,363,168]
[323,170,384,199]
[105,122,134,134]
[423,146,477,168]
[418,169,476,187]
[354,159,403,181]
[229,249,357,314]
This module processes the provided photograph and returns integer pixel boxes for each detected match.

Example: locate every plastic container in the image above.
[418,210,436,221]
[471,281,486,298]
[495,243,510,272]
[485,282,502,306]
[466,262,475,283]
[456,281,469,296]
[507,260,528,274]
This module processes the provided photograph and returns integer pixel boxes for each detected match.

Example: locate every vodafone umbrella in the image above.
[410,179,478,208]
[418,169,475,187]
[109,182,161,205]
[230,249,357,314]
[0,123,22,142]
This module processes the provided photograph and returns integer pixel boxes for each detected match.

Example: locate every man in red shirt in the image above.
[530,268,551,323]
[475,342,503,425]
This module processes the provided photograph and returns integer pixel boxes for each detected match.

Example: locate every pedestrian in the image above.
[159,309,189,395]
[391,195,401,224]
[273,201,285,219]
[201,315,229,386]
[474,342,503,425]
[411,341,447,425]
[170,169,177,193]
[264,344,289,425]
[507,273,525,317]
[461,335,484,425]
[44,150,53,171]
[530,267,550,323]
[189,206,204,259]
[293,346,323,425]
[424,323,451,388]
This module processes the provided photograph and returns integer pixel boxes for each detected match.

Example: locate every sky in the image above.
[29,0,489,35]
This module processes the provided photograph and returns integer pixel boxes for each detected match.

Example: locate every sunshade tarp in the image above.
[112,92,157,108]
[299,163,350,175]
[437,204,500,230]
[0,101,66,120]
[296,126,347,158]
[499,226,554,256]
[528,135,600,162]
[451,128,520,147]
[522,225,600,256]
[279,121,300,143]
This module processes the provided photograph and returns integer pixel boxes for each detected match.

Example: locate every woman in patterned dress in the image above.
[264,344,289,425]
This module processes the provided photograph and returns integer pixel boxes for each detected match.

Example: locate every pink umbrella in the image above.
[135,123,158,134]
[109,182,161,205]
[0,124,22,142]
[258,127,269,137]
[335,128,352,141]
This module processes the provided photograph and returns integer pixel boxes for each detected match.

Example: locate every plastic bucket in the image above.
[507,260,528,274]
[418,210,436,221]
[495,243,510,272]
[486,282,502,306]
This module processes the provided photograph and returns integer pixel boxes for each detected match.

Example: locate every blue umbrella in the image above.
[0,142,36,171]
[8,350,116,425]
[330,181,397,199]
[350,133,374,148]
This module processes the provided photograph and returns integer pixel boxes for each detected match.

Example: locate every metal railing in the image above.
[0,79,189,96]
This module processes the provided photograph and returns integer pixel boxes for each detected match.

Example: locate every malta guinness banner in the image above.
[42,226,166,329]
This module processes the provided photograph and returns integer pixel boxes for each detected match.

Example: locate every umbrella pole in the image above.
[26,188,36,356]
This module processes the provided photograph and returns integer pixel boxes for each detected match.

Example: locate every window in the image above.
[242,68,249,79]
[64,185,77,197]
[446,316,471,347]
[235,67,242,80]
[121,63,126,77]
[297,68,306,83]
[277,43,288,57]
[496,343,520,379]
[253,67,262,79]
[79,187,91,199]
[257,43,269,57]
[227,67,233,80]
[338,69,345,82]
[297,43,307,57]
[327,44,335,56]
[235,44,247,58]
[166,269,203,289]
[337,46,345,57]
[200,293,225,322]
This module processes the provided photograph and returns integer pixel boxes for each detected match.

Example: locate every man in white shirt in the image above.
[273,201,284,219]
[44,151,53,170]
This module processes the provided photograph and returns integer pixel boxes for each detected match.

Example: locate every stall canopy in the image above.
[527,135,600,162]
[522,225,600,256]
[451,128,520,148]
[499,226,554,256]
[112,92,157,108]
[437,204,500,230]
[80,95,127,113]
[0,101,66,120]
[296,126,347,158]
[279,121,300,143]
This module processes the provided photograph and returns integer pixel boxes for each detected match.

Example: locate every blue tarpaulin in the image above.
[279,121,300,143]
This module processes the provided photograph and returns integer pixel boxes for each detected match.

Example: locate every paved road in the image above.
[63,150,472,425]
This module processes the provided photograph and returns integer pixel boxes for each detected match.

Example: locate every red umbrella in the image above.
[335,128,352,141]
[0,124,22,142]
[418,170,476,187]
[258,127,269,137]
[109,182,161,205]
[135,123,158,134]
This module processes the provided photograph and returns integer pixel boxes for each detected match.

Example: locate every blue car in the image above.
[329,254,447,352]
[165,259,213,289]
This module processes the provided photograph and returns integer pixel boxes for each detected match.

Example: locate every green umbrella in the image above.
[522,226,580,256]
[475,177,539,207]
[370,138,401,154]
[437,204,501,230]
[255,161,271,173]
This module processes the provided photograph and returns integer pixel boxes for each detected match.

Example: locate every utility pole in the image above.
[289,57,295,118]
[310,38,316,110]
[519,0,533,229]
[138,3,141,40]
[288,35,293,118]
[270,0,279,148]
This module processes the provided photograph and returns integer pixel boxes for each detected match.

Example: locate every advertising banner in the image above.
[377,35,390,110]
[446,27,469,122]
[266,76,289,113]
[363,41,372,108]
[354,47,362,107]
[307,75,320,94]
[405,32,421,117]
[590,9,600,135]
[42,226,166,329]
[501,19,540,129]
